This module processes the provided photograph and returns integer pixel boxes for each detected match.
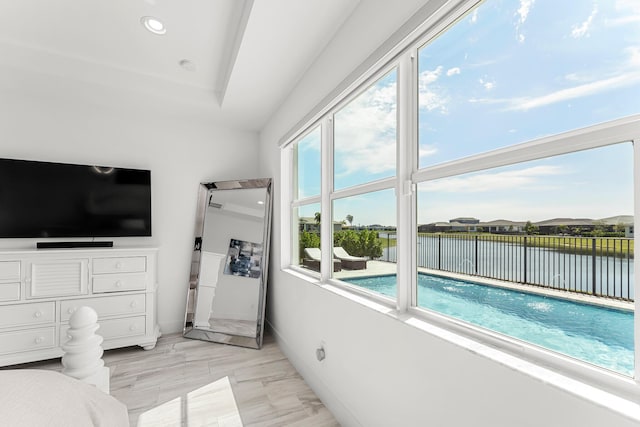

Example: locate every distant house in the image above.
[365,224,387,230]
[449,217,479,225]
[419,216,634,236]
[419,218,479,233]
[599,215,634,237]
[418,222,448,233]
[533,218,596,235]
[299,217,343,233]
[478,219,525,234]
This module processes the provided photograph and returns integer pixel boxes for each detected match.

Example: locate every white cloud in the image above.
[467,97,503,105]
[479,78,495,91]
[447,67,461,76]
[470,47,640,111]
[607,0,640,26]
[419,66,449,112]
[418,145,438,161]
[616,0,640,13]
[606,15,640,25]
[564,72,591,82]
[507,71,640,111]
[514,0,535,42]
[517,0,534,24]
[334,80,397,177]
[571,6,598,38]
[627,45,640,66]
[420,165,564,194]
[420,66,442,85]
[297,129,320,152]
[470,8,479,24]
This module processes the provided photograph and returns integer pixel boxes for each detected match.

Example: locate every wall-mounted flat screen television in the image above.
[0,158,151,238]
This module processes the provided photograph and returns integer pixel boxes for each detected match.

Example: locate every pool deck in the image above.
[328,260,634,312]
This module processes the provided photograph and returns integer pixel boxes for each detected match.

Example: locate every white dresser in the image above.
[0,247,160,366]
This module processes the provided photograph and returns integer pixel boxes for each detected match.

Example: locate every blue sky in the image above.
[298,0,640,227]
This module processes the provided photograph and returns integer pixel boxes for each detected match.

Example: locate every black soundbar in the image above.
[37,241,114,249]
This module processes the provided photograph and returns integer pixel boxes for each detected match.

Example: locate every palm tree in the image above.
[314,212,321,224]
[346,214,354,226]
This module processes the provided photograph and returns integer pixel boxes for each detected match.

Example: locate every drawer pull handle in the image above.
[130,301,137,308]
[116,280,123,288]
[34,336,44,344]
[115,262,123,269]
[129,325,137,331]
[68,307,76,315]
[34,311,42,318]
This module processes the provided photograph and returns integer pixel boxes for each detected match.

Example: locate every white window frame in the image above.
[280,0,640,402]
[409,116,640,398]
[289,125,322,274]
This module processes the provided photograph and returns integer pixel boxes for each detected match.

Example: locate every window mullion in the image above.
[634,138,640,383]
[413,115,640,183]
[320,116,334,281]
[282,146,294,269]
[292,196,321,208]
[396,52,417,313]
[330,178,396,201]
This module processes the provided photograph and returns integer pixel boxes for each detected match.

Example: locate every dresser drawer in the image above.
[61,316,146,342]
[93,273,146,293]
[61,294,145,321]
[0,261,20,281]
[28,259,88,298]
[0,302,55,329]
[93,257,146,274]
[0,327,56,355]
[0,283,20,302]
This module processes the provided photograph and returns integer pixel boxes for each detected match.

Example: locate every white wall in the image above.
[258,1,640,426]
[0,68,259,334]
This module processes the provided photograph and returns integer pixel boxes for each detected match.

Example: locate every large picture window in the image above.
[418,0,640,168]
[333,188,397,297]
[291,127,321,271]
[414,143,634,375]
[283,0,640,385]
[334,69,397,190]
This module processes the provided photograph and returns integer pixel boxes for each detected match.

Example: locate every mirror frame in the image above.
[182,178,272,349]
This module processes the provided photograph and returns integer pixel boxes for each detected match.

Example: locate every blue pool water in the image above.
[344,274,634,375]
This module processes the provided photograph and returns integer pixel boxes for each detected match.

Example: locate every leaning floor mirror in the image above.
[183,178,272,349]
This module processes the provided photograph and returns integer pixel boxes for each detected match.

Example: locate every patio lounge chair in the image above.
[302,247,342,272]
[333,247,367,270]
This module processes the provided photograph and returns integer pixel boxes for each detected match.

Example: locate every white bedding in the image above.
[0,369,129,426]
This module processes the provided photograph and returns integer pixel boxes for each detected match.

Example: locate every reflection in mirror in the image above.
[183,178,272,349]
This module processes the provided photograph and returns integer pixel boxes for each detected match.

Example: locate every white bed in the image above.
[0,369,129,426]
[0,306,129,426]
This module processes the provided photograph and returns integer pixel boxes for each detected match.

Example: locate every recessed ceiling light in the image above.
[179,59,196,72]
[257,201,264,205]
[141,16,166,35]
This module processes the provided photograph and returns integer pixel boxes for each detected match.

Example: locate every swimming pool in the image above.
[343,273,634,376]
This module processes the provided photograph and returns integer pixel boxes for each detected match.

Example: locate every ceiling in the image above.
[209,187,267,219]
[0,0,360,131]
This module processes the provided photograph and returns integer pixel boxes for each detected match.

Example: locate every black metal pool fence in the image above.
[380,233,634,301]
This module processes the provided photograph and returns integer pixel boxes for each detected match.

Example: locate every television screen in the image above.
[0,158,151,238]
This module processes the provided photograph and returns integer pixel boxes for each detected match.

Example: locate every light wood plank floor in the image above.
[6,333,339,427]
